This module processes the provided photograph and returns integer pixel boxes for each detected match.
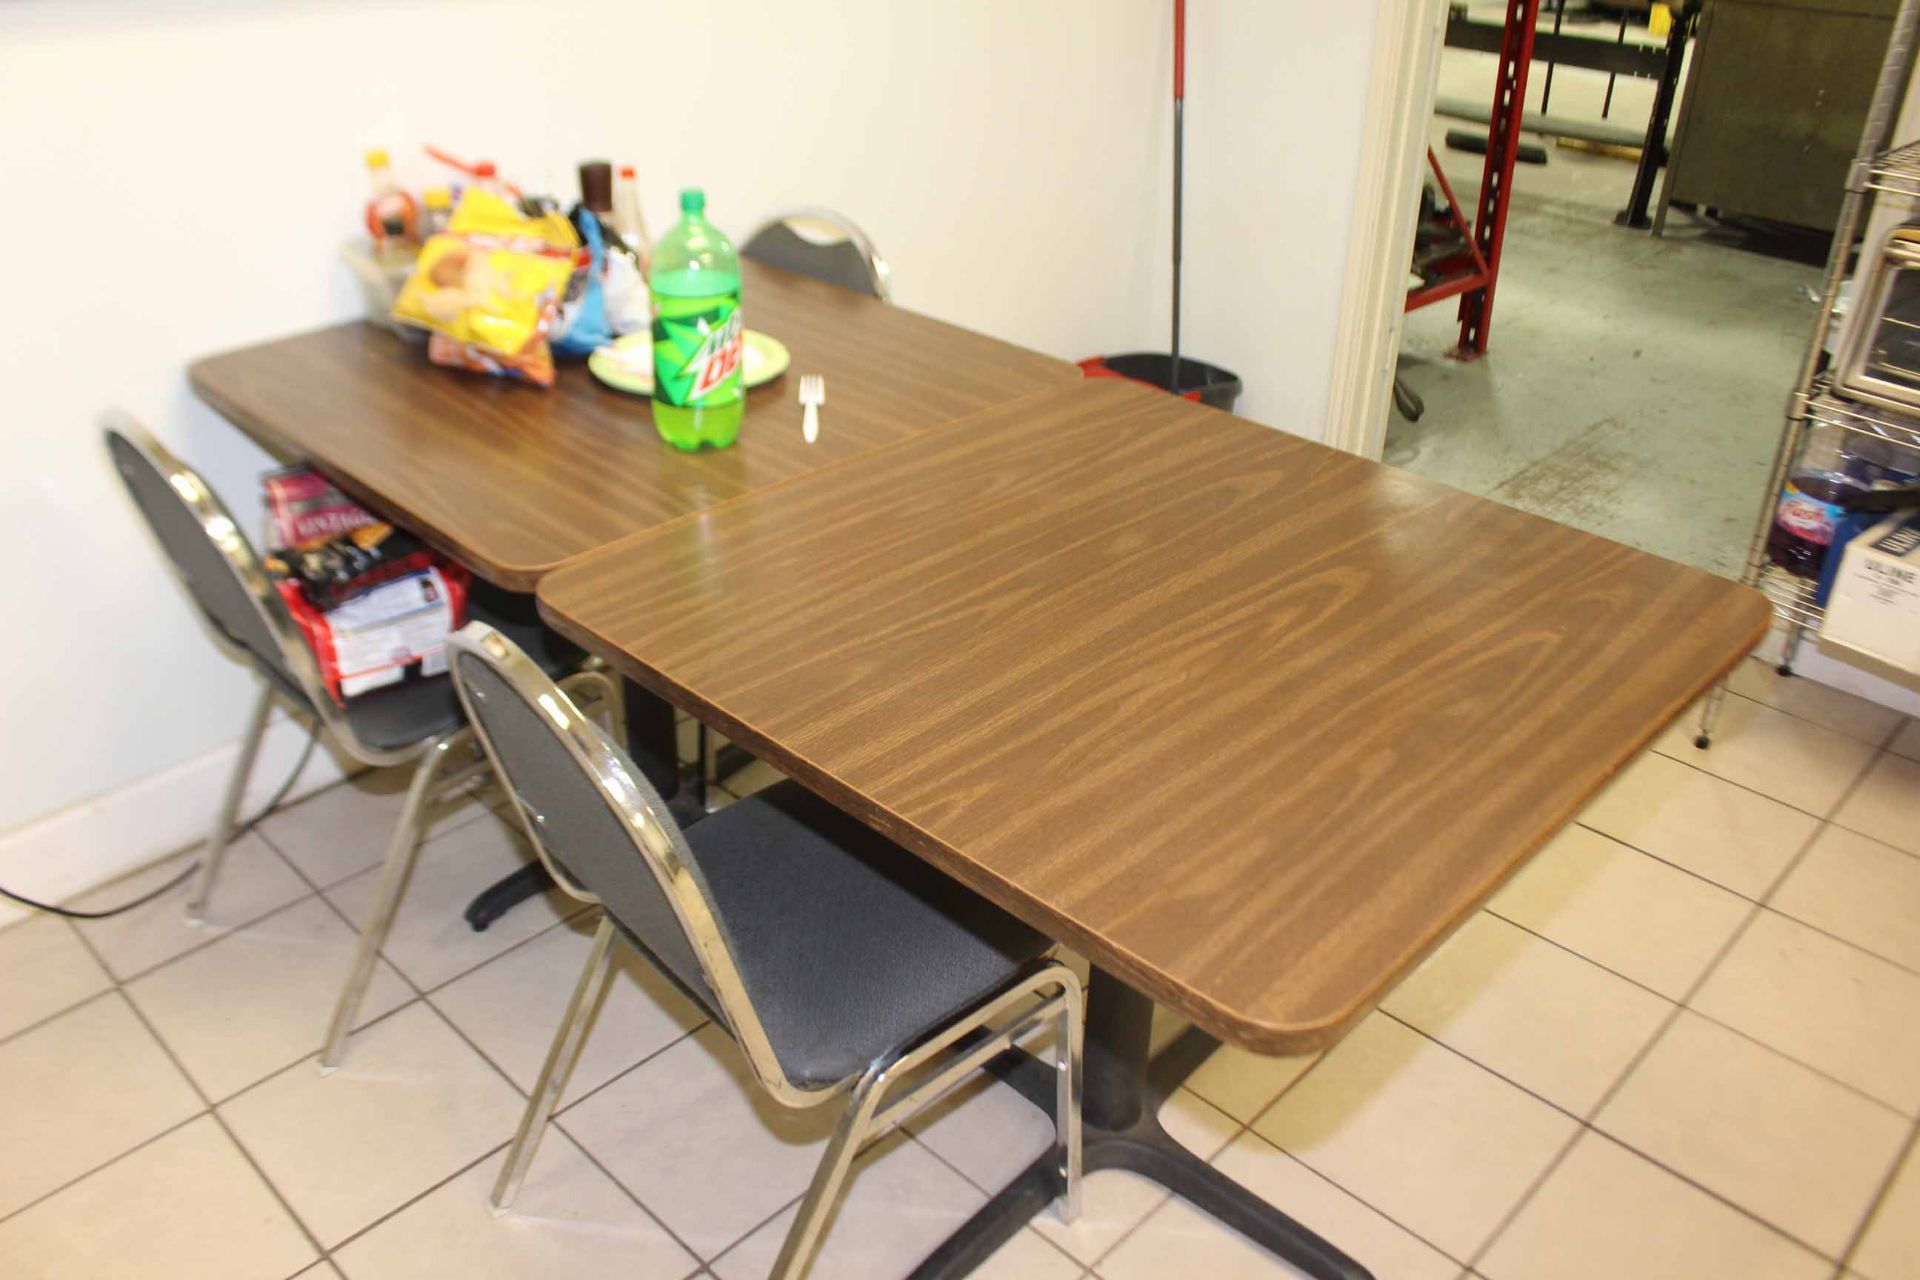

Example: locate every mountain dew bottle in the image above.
[650,189,744,450]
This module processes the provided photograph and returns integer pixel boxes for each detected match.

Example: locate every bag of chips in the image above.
[390,188,579,378]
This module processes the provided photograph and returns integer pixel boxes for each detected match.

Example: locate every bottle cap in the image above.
[680,188,705,215]
[619,165,636,179]
[364,147,390,169]
[578,160,613,213]
[423,187,451,209]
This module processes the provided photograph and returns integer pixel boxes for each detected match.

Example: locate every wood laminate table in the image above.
[189,257,1079,591]
[190,257,1079,923]
[538,378,1769,1279]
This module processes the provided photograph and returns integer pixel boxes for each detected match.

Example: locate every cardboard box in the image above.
[1820,513,1920,689]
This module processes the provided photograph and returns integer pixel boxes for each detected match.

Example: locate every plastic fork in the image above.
[799,374,825,444]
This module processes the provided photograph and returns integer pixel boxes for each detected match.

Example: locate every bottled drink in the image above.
[420,187,452,237]
[1768,426,1871,577]
[614,165,653,263]
[650,189,744,450]
[577,160,615,226]
[362,148,418,251]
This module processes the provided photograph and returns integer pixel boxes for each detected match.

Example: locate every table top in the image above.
[190,258,1078,589]
[538,379,1770,1055]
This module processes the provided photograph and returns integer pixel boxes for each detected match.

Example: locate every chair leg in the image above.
[698,722,718,812]
[319,732,464,1071]
[491,912,619,1211]
[185,681,276,925]
[1053,977,1085,1224]
[771,1078,886,1280]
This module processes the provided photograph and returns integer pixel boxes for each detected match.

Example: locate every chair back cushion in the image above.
[105,426,305,699]
[451,647,721,1017]
[743,219,884,298]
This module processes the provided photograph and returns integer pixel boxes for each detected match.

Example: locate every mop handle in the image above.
[1171,0,1185,393]
[1174,0,1185,101]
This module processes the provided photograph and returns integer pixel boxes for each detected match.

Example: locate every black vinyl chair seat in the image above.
[451,624,1084,1275]
[643,780,1048,1089]
[328,581,582,753]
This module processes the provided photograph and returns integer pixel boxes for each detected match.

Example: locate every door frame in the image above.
[1323,0,1449,458]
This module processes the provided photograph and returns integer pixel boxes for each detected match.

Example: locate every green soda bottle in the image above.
[650,188,744,450]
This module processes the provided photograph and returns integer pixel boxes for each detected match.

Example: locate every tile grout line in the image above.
[318,1136,515,1260]
[331,995,707,1269]
[312,995,701,1271]
[0,953,121,1051]
[1834,1111,1919,1277]
[1818,697,1920,1276]
[90,946,335,1269]
[0,1103,210,1230]
[898,1130,1091,1276]
[1724,673,1912,748]
[408,982,710,1258]
[1568,816,1777,902]
[1294,745,1874,1275]
[1465,744,1884,1273]
[1073,1086,1235,1275]
[11,715,1912,1274]
[54,924,335,1272]
[68,846,315,988]
[1481,899,1920,1113]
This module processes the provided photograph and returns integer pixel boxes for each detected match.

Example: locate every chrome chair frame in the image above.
[743,207,894,302]
[449,624,1082,1280]
[103,411,618,1071]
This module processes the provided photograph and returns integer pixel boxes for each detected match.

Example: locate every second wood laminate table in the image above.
[538,378,1770,1279]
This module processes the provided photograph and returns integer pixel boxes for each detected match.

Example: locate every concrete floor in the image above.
[1390,17,1825,577]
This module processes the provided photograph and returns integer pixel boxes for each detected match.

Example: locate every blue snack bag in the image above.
[551,206,613,357]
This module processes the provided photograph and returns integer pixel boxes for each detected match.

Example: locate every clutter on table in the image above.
[339,149,771,454]
[261,466,469,704]
[340,146,656,387]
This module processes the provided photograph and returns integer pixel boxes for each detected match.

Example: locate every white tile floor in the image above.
[3,657,1919,1279]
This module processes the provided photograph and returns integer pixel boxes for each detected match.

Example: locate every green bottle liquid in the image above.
[650,188,744,451]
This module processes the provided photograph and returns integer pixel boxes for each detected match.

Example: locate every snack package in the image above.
[427,332,557,387]
[551,207,614,357]
[261,466,472,702]
[276,565,471,703]
[266,522,443,612]
[390,188,579,364]
[263,466,376,548]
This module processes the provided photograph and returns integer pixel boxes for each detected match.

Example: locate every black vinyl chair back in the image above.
[742,211,891,301]
[103,415,310,703]
[450,625,822,1102]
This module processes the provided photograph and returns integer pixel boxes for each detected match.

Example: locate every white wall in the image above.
[0,0,1382,901]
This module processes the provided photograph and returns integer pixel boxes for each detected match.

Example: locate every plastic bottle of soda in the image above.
[1767,425,1872,577]
[650,189,744,450]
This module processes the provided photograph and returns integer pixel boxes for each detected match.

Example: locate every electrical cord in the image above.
[0,724,322,920]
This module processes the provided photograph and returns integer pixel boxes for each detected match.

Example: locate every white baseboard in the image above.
[0,707,360,929]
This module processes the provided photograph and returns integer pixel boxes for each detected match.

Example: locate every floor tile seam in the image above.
[1832,1114,1920,1278]
[0,982,123,1052]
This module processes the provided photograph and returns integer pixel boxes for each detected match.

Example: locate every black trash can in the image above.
[1078,353,1242,412]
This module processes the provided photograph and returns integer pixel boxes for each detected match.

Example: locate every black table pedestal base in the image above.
[909,968,1371,1280]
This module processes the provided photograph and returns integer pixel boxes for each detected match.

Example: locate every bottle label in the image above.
[1775,480,1843,546]
[653,295,743,407]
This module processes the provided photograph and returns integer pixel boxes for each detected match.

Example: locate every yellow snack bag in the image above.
[391,189,580,358]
